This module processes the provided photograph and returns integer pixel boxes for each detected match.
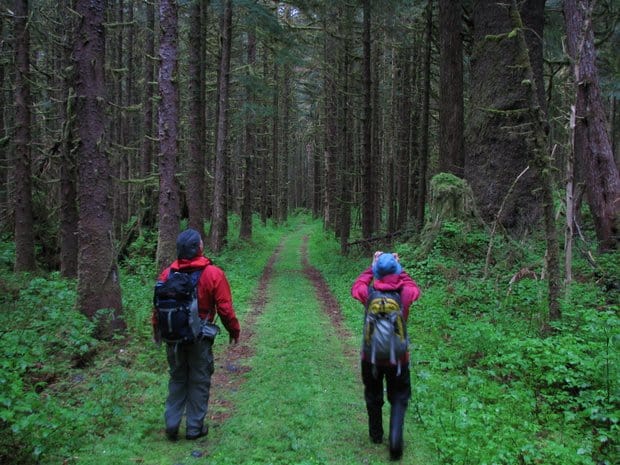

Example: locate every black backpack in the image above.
[362,286,408,368]
[153,268,204,343]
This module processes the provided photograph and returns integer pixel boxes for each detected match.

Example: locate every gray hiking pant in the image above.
[165,338,214,436]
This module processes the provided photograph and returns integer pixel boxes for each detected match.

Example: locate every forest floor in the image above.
[132,226,434,465]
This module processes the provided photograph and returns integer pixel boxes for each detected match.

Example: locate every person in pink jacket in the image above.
[351,251,420,461]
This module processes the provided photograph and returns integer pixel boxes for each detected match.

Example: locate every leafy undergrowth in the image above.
[0,216,287,464]
[1,216,618,465]
[309,220,619,465]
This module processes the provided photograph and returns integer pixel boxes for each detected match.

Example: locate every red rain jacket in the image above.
[152,256,240,341]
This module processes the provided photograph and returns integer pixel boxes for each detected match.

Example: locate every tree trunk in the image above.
[438,0,464,176]
[281,41,291,224]
[323,12,338,231]
[271,61,280,224]
[209,0,232,252]
[187,0,206,234]
[74,0,125,336]
[464,0,545,235]
[564,0,620,251]
[156,0,181,271]
[59,6,78,278]
[140,0,156,228]
[339,15,352,253]
[510,0,561,320]
[396,46,412,229]
[13,0,36,272]
[361,0,374,239]
[416,0,433,230]
[0,18,7,228]
[240,30,256,241]
[141,0,155,180]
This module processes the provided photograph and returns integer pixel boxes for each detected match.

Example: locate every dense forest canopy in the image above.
[1,0,619,322]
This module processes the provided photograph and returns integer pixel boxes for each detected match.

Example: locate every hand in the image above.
[372,250,383,266]
[153,326,161,345]
[392,253,400,262]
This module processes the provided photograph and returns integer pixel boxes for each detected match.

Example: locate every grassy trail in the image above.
[204,227,431,465]
[74,225,433,465]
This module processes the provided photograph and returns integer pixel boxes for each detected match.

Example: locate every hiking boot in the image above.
[388,403,406,461]
[165,428,179,442]
[186,425,209,440]
[367,405,383,444]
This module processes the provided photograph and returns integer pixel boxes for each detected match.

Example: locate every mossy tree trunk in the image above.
[464,0,546,235]
[156,0,181,271]
[509,0,561,321]
[563,0,620,252]
[74,0,125,337]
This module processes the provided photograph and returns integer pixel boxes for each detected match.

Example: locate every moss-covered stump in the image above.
[420,173,482,252]
[428,173,479,224]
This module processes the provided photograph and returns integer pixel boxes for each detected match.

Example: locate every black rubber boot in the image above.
[388,403,406,460]
[367,405,383,444]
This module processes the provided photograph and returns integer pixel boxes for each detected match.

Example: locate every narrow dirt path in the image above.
[207,242,283,425]
[300,235,359,364]
[209,234,358,429]
[204,229,370,465]
[200,229,432,465]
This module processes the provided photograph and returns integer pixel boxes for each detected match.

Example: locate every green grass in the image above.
[1,214,617,465]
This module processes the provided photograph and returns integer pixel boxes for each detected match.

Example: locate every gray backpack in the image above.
[362,286,408,369]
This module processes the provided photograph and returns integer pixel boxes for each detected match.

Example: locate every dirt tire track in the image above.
[208,242,283,424]
[300,236,359,363]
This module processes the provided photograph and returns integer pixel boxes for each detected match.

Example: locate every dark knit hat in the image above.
[176,229,202,259]
[372,253,402,279]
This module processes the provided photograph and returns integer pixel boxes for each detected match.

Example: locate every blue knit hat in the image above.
[176,229,202,259]
[372,253,402,279]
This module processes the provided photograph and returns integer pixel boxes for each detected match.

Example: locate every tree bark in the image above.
[209,0,232,252]
[416,0,433,230]
[339,12,352,252]
[0,18,7,228]
[156,0,181,271]
[187,0,207,234]
[438,0,464,176]
[361,0,374,239]
[510,0,561,320]
[240,30,256,241]
[271,61,280,225]
[74,0,125,336]
[564,0,620,251]
[323,12,338,231]
[13,0,36,271]
[59,4,78,278]
[464,0,546,234]
[140,0,156,228]
[396,46,412,230]
[141,0,155,180]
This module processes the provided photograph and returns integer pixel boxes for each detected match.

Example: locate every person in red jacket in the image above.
[153,229,240,441]
[351,251,420,461]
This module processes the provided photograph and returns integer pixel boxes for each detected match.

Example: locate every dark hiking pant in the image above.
[165,338,214,436]
[361,360,411,441]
